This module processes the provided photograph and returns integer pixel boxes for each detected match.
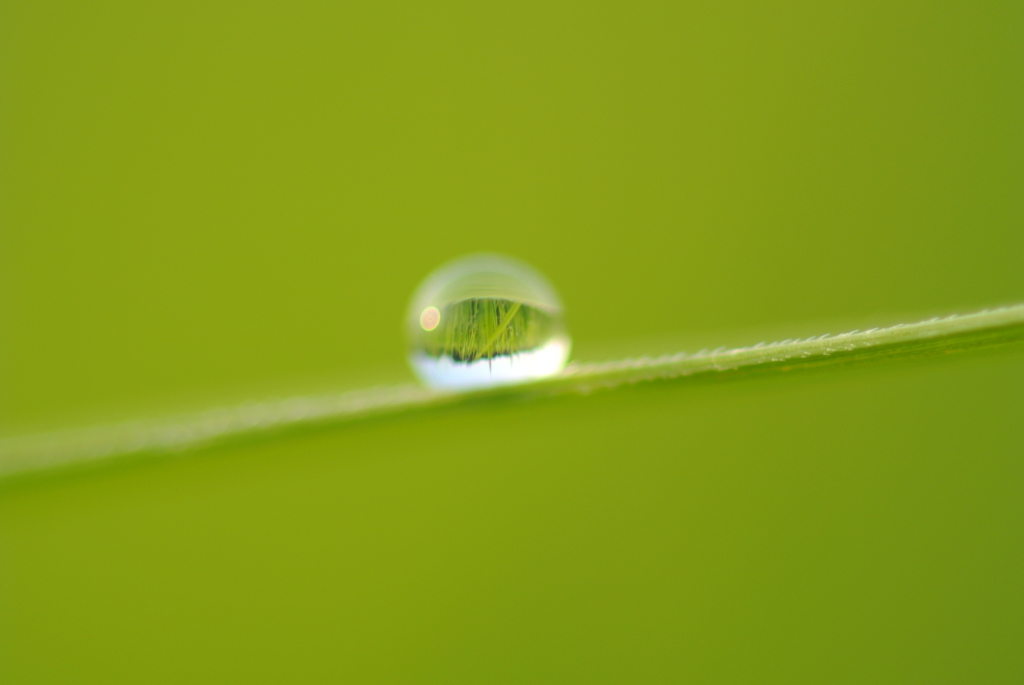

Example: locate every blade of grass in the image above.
[2,304,1023,480]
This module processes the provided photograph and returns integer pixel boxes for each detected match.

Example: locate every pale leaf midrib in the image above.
[2,304,1023,480]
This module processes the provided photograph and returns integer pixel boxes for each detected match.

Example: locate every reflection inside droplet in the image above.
[406,254,571,390]
[419,306,440,331]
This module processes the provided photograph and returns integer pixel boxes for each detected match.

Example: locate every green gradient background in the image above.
[2,1,1022,682]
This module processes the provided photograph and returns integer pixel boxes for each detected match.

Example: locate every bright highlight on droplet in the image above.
[406,254,571,390]
[420,306,441,331]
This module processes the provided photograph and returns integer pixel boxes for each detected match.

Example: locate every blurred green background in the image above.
[1,1,1022,682]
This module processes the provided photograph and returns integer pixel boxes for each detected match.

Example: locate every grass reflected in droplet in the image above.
[406,254,571,389]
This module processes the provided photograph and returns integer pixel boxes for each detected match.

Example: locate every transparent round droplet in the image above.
[406,254,571,390]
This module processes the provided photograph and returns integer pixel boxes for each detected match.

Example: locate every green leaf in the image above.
[2,304,1023,480]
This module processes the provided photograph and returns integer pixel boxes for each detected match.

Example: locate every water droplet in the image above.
[406,254,571,389]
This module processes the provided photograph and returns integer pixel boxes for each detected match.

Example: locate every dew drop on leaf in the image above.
[406,254,571,389]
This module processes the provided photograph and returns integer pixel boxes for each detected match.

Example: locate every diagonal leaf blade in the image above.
[2,304,1023,479]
